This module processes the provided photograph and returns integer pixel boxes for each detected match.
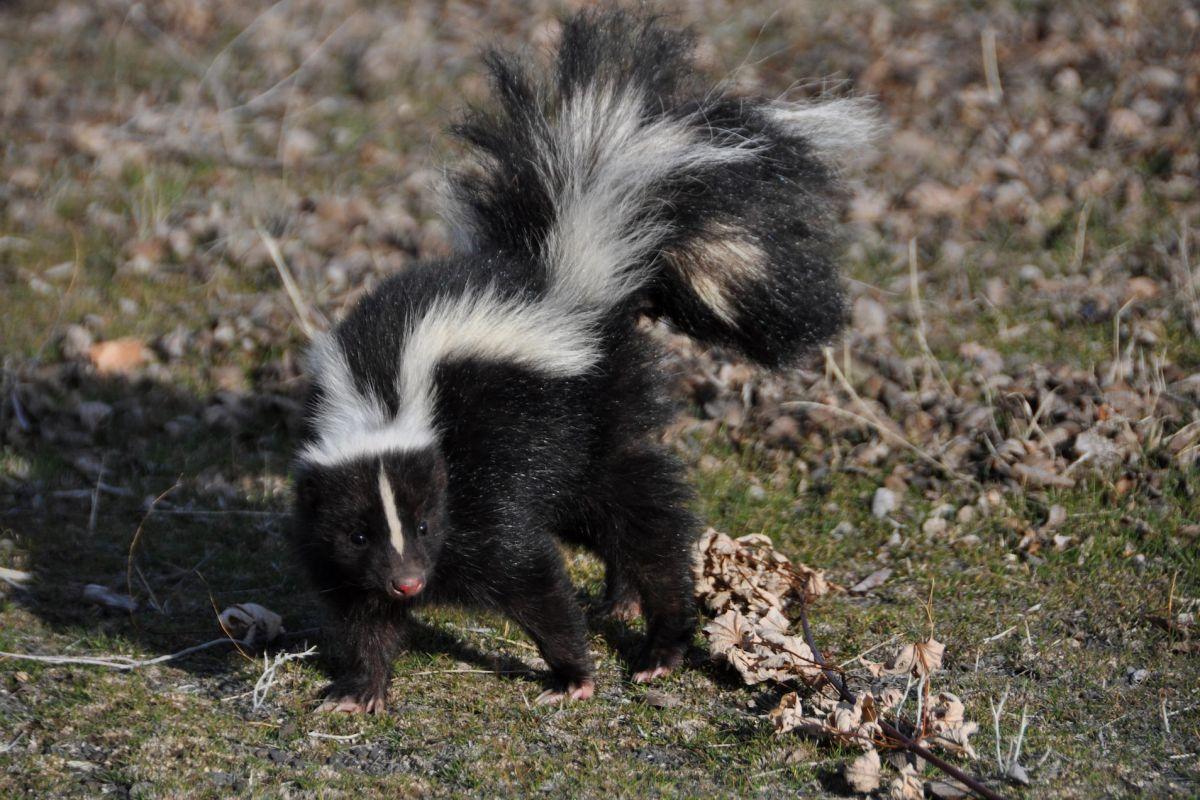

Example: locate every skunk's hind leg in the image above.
[597,445,697,683]
[600,558,642,622]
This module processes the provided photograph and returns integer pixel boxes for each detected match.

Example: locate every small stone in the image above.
[1053,68,1081,93]
[1018,264,1044,284]
[1044,504,1067,529]
[282,129,320,166]
[164,415,198,439]
[922,517,948,536]
[764,415,799,446]
[871,487,896,518]
[61,324,94,360]
[157,327,189,360]
[212,323,236,347]
[1124,276,1160,302]
[642,689,681,708]
[76,400,113,433]
[1074,430,1124,468]
[830,521,856,539]
[747,485,767,502]
[853,297,888,337]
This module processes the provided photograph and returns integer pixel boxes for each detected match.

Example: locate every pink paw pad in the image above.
[535,679,595,705]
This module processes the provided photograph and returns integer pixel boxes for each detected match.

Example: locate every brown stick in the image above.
[797,602,1008,800]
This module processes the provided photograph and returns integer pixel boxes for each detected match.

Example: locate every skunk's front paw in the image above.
[318,682,387,714]
[535,678,595,705]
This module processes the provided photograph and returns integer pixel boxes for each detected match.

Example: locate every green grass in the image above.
[2,419,1196,797]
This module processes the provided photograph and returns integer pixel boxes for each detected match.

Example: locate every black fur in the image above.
[290,8,872,711]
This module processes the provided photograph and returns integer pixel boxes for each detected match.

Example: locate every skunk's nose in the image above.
[389,577,424,598]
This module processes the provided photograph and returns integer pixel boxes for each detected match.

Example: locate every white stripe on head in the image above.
[378,464,404,557]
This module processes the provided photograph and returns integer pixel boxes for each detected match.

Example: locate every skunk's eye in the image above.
[350,531,368,547]
[417,521,429,536]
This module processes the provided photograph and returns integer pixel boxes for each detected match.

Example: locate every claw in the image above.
[317,694,386,714]
[535,679,595,705]
[631,664,673,684]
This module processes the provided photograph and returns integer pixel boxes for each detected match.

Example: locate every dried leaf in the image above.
[844,748,882,793]
[932,720,979,759]
[885,638,945,677]
[929,691,966,732]
[219,603,283,645]
[889,764,924,799]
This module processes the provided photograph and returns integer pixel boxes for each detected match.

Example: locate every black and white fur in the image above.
[291,8,877,712]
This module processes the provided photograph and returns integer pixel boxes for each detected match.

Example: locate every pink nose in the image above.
[391,578,424,597]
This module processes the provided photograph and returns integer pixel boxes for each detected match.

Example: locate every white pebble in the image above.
[871,487,896,518]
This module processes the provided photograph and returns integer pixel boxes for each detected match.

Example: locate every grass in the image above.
[1,414,1196,797]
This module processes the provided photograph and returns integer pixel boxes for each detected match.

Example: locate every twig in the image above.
[126,478,182,606]
[787,398,971,484]
[308,731,362,742]
[0,637,236,670]
[0,727,27,754]
[982,626,1017,645]
[87,456,105,535]
[406,668,530,677]
[837,634,902,668]
[48,483,135,499]
[252,646,318,711]
[9,386,31,432]
[254,221,324,339]
[990,686,1010,768]
[0,567,32,590]
[1071,199,1092,273]
[798,601,1008,800]
[1008,704,1030,768]
[908,238,954,394]
[981,28,1003,102]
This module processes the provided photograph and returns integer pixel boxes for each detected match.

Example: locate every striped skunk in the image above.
[291,8,877,712]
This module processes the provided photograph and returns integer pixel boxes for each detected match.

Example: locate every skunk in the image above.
[291,8,877,712]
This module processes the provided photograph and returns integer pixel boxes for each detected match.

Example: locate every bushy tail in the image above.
[444,8,879,367]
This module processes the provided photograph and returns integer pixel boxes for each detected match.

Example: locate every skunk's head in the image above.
[293,446,449,602]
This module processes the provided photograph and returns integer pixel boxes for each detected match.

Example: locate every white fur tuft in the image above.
[446,83,765,311]
[664,221,767,326]
[541,84,761,309]
[764,98,882,165]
